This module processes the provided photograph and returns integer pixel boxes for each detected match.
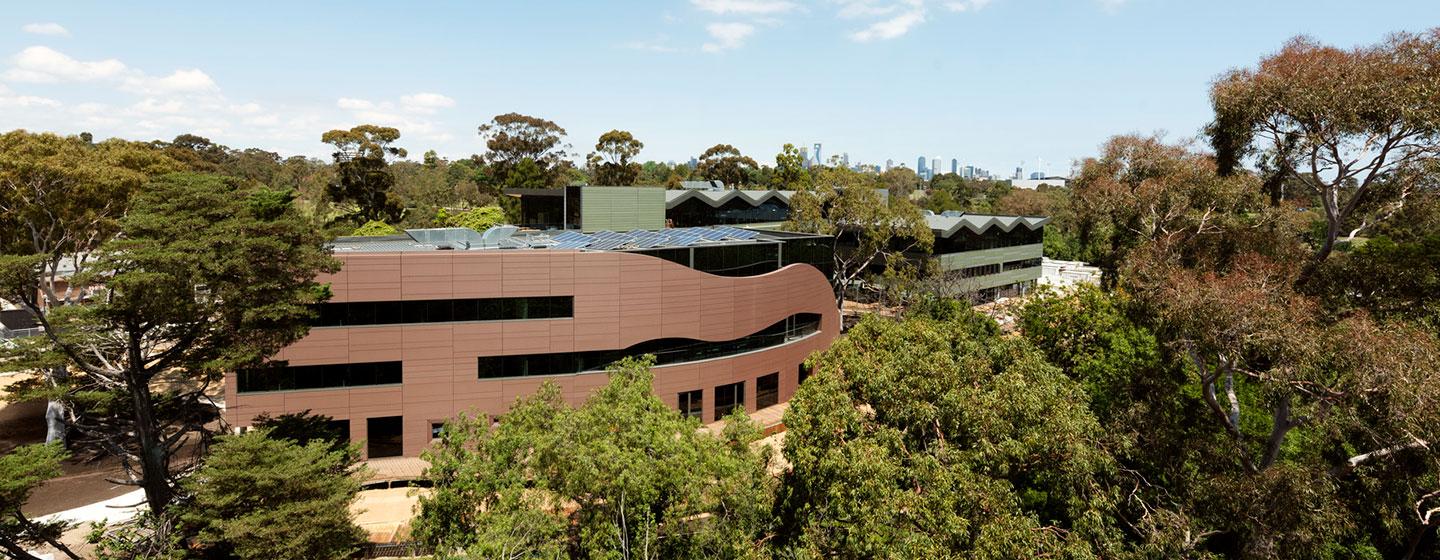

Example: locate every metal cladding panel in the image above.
[580,187,666,232]
[227,248,840,458]
[934,243,1044,272]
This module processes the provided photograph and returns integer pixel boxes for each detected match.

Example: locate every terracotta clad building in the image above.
[223,226,839,458]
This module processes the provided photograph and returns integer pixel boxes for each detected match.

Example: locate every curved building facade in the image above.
[223,227,840,458]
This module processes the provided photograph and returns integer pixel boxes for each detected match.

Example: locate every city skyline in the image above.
[0,1,1434,173]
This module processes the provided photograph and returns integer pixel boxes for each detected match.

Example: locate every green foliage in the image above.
[182,429,365,560]
[0,443,80,559]
[478,113,572,188]
[786,166,933,304]
[587,129,644,186]
[252,410,352,456]
[776,313,1129,558]
[695,144,759,188]
[2,172,339,514]
[436,205,506,232]
[770,143,811,190]
[415,357,775,558]
[1311,234,1440,333]
[350,220,401,236]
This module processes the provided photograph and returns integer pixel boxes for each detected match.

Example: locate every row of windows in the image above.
[1002,258,1042,270]
[311,296,573,328]
[478,313,822,379]
[237,361,403,393]
[933,227,1044,254]
[629,243,782,278]
[679,369,788,422]
[959,263,1001,278]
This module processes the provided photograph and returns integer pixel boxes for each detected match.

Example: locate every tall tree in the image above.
[321,125,407,224]
[1,173,337,515]
[694,144,758,188]
[770,143,811,190]
[182,429,366,560]
[415,357,774,558]
[785,166,933,307]
[586,129,645,186]
[1209,29,1440,263]
[776,312,1129,557]
[0,130,180,445]
[477,113,571,188]
[1069,134,1267,283]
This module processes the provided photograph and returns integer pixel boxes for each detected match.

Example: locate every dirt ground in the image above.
[1,373,140,517]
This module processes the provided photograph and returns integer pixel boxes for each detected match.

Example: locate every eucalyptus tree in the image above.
[1209,29,1440,263]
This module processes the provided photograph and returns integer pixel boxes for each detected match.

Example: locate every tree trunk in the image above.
[43,366,69,445]
[127,372,173,513]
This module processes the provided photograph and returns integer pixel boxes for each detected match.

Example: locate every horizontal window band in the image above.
[310,296,573,328]
[478,313,822,379]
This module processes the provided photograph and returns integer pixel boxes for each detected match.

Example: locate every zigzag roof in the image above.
[664,189,795,209]
[925,211,1049,238]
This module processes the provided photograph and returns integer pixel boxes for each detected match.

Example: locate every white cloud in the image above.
[692,0,796,15]
[21,23,70,37]
[399,92,456,113]
[944,0,991,11]
[702,22,756,53]
[124,68,219,94]
[834,0,898,19]
[130,98,186,114]
[336,97,374,110]
[0,93,62,108]
[849,4,926,42]
[4,46,128,83]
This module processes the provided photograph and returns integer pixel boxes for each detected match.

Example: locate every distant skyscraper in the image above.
[799,146,810,167]
[841,152,850,168]
[1014,166,1024,180]
[963,165,976,179]
[813,143,823,167]
[950,159,958,174]
[931,158,941,177]
[917,156,927,177]
[885,159,894,171]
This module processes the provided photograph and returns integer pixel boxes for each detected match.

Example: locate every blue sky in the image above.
[1,1,1436,176]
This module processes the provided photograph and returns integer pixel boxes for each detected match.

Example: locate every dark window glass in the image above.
[312,296,575,327]
[476,313,822,380]
[756,373,779,409]
[325,419,351,443]
[679,390,703,420]
[237,361,402,393]
[715,382,744,420]
[430,422,445,439]
[367,416,404,458]
[798,361,812,384]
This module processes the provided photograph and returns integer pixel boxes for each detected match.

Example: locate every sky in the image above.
[1,1,1437,177]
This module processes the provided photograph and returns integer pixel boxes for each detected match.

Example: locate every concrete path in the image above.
[35,488,146,526]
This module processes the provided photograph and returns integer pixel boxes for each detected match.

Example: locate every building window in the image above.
[367,416,404,458]
[1000,258,1042,271]
[477,313,822,379]
[715,381,744,420]
[756,373,779,409]
[237,361,402,393]
[678,390,703,420]
[959,263,1001,278]
[798,362,812,385]
[430,422,445,440]
[325,419,351,443]
[312,296,573,328]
